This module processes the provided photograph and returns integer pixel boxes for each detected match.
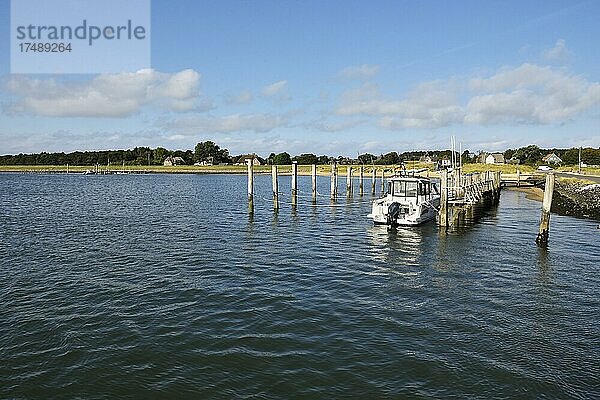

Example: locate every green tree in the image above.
[194,141,229,163]
[317,155,331,164]
[379,152,400,165]
[294,153,318,164]
[513,145,542,165]
[358,153,376,164]
[273,152,292,165]
[153,147,170,164]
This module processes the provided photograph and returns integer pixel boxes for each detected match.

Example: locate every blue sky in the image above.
[1,0,599,156]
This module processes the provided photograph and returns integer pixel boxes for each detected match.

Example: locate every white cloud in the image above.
[336,81,464,129]
[466,63,600,124]
[160,113,287,135]
[339,64,380,79]
[5,69,204,117]
[261,80,290,100]
[224,90,253,105]
[541,39,571,63]
[334,63,600,129]
[304,118,365,132]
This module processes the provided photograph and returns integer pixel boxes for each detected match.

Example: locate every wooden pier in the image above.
[438,169,502,228]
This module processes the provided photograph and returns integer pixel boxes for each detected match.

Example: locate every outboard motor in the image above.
[387,202,401,228]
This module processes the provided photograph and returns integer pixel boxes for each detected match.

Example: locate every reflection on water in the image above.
[366,224,426,266]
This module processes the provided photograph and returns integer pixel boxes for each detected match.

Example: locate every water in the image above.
[1,173,598,399]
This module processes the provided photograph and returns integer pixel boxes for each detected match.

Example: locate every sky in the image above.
[1,0,599,156]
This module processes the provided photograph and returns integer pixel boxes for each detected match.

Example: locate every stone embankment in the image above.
[552,179,600,221]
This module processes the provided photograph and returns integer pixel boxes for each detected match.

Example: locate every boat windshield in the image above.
[389,180,418,197]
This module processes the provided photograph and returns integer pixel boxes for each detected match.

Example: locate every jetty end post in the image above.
[291,161,298,207]
[359,166,364,195]
[439,169,448,227]
[371,167,376,195]
[536,173,555,247]
[346,166,353,197]
[246,159,254,214]
[496,171,502,203]
[272,165,279,210]
[330,162,337,200]
[311,164,317,203]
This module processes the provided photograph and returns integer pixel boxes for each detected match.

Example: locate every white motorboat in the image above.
[368,169,440,227]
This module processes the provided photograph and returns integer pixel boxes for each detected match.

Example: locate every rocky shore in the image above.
[551,179,600,221]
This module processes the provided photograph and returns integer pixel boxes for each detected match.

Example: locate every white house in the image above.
[164,156,186,166]
[485,153,505,164]
[542,153,562,165]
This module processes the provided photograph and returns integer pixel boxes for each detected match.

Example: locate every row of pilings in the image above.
[246,160,400,212]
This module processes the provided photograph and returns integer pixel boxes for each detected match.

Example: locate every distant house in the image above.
[542,153,562,165]
[485,153,505,164]
[419,153,438,163]
[235,154,262,166]
[164,156,186,166]
[195,156,214,166]
[438,158,452,168]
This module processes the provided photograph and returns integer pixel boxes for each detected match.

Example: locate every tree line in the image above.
[1,141,599,166]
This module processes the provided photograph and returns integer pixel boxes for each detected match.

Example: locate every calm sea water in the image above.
[1,173,598,399]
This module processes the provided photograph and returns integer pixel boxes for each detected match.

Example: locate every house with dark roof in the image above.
[235,154,262,166]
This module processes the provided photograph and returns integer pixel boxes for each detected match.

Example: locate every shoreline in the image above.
[505,186,544,202]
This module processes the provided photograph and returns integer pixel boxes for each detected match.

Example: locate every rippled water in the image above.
[1,173,598,399]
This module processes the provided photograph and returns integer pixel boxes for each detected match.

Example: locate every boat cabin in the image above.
[387,177,438,203]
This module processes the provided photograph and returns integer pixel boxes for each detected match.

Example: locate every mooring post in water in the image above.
[291,161,298,207]
[246,159,254,214]
[516,168,521,187]
[272,165,279,210]
[439,169,448,227]
[66,163,69,174]
[359,166,364,196]
[371,167,376,195]
[330,162,337,200]
[497,171,502,202]
[346,166,353,196]
[536,173,555,246]
[311,164,317,202]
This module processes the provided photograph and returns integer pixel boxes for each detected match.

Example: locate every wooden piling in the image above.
[272,165,279,210]
[311,164,317,202]
[330,162,337,200]
[346,166,353,196]
[359,166,364,195]
[291,161,298,207]
[246,159,254,214]
[371,167,376,195]
[516,168,521,187]
[536,173,555,246]
[439,169,448,227]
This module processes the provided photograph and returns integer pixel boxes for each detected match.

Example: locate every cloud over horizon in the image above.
[4,69,204,117]
[335,63,600,130]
